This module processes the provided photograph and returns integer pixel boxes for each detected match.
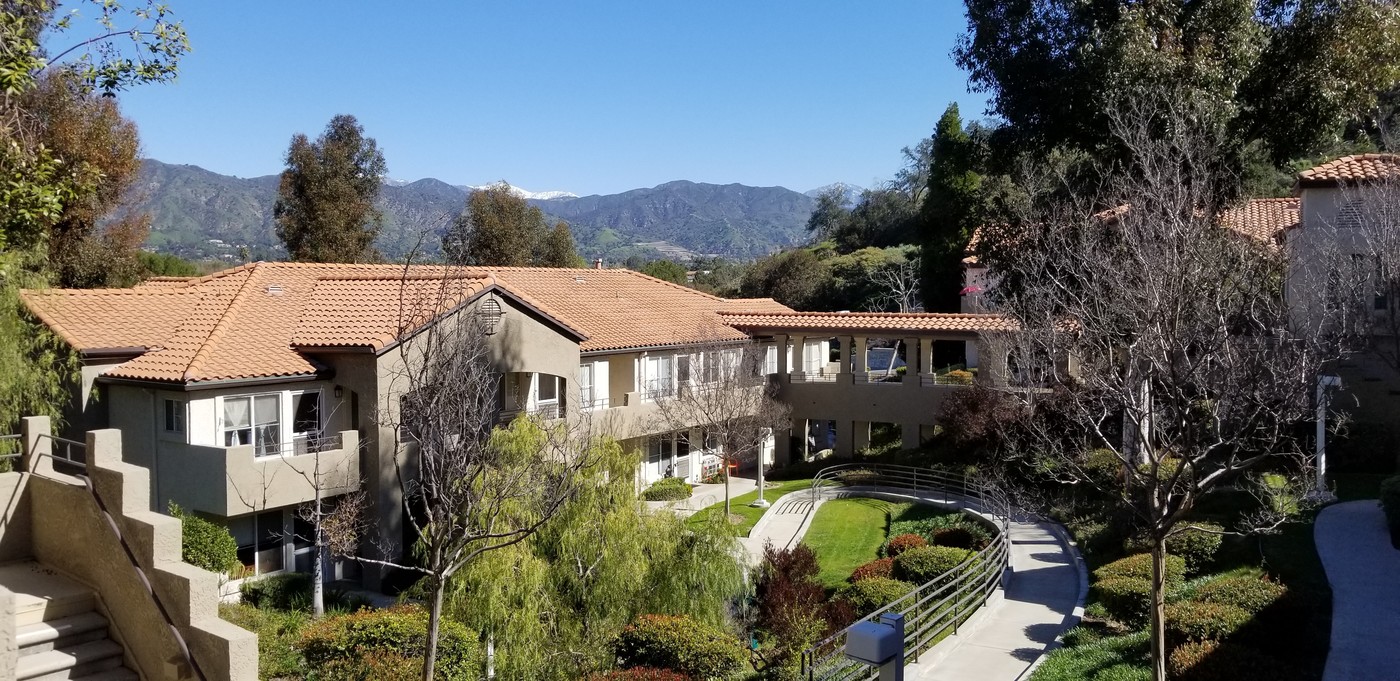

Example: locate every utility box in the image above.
[845,621,902,665]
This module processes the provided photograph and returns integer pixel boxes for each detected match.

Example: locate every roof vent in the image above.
[574,276,586,284]
[266,284,285,296]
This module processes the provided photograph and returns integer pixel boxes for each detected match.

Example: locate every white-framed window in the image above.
[643,355,675,400]
[535,374,559,404]
[221,393,281,457]
[764,345,778,375]
[702,351,720,383]
[579,364,596,409]
[163,398,186,434]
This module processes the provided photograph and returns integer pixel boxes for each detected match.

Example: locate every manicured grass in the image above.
[802,500,954,589]
[686,478,813,537]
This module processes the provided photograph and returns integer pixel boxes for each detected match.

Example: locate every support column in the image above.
[904,336,921,393]
[835,420,855,458]
[920,337,934,375]
[852,421,872,454]
[774,418,794,467]
[791,335,807,377]
[21,415,52,477]
[775,334,790,381]
[852,336,868,382]
[839,335,854,384]
[901,422,921,450]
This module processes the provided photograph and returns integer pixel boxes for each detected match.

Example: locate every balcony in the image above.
[157,430,361,518]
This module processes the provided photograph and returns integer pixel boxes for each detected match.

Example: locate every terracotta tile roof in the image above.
[1297,154,1400,187]
[717,311,1016,335]
[1219,198,1298,244]
[22,262,796,383]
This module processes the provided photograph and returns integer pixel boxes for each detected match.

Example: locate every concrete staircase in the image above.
[1,562,136,681]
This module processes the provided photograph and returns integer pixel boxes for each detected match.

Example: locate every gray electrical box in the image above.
[845,621,902,665]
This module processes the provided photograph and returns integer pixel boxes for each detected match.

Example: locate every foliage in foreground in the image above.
[643,476,694,501]
[219,602,308,679]
[612,614,747,681]
[1029,630,1150,681]
[300,605,480,680]
[754,543,853,677]
[169,502,239,576]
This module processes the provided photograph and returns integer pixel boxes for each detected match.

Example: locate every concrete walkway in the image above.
[739,485,1085,680]
[644,476,759,518]
[1315,500,1400,681]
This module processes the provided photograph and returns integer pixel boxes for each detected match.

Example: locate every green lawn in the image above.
[686,478,814,537]
[801,499,953,589]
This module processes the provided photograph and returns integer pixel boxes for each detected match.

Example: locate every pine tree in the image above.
[274,115,387,263]
[540,221,581,267]
[920,103,983,313]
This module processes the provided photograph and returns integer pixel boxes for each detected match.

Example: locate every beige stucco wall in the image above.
[157,432,360,518]
[0,473,30,564]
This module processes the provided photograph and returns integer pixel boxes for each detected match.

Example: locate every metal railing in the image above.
[920,373,975,387]
[4,433,206,680]
[790,372,839,383]
[853,372,903,384]
[800,464,1013,681]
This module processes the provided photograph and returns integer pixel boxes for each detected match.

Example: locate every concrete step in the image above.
[17,639,123,681]
[17,612,111,655]
[0,562,97,627]
[70,668,138,681]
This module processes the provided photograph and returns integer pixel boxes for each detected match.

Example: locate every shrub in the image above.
[1082,448,1124,484]
[589,668,693,681]
[1029,631,1150,681]
[1167,640,1299,681]
[849,557,895,583]
[882,533,927,557]
[300,605,479,680]
[1164,601,1251,643]
[1381,475,1400,546]
[1091,578,1153,626]
[889,515,993,550]
[1129,524,1223,575]
[1093,553,1185,587]
[169,503,239,575]
[834,577,915,615]
[643,477,694,501]
[894,545,972,584]
[930,527,979,550]
[1192,576,1287,615]
[241,573,313,610]
[219,602,307,679]
[755,543,837,670]
[613,614,746,680]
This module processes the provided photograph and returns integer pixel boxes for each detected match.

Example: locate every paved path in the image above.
[739,486,1085,680]
[1316,500,1400,681]
[644,476,758,518]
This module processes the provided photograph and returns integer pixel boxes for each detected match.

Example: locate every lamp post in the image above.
[1311,374,1342,502]
[751,436,771,508]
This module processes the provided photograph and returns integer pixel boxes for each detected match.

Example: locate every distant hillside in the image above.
[125,160,818,262]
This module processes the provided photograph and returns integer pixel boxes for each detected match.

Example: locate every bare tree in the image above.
[1333,168,1400,369]
[652,332,791,515]
[868,257,924,313]
[366,271,594,681]
[981,92,1345,681]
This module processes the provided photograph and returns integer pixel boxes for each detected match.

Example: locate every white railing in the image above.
[800,464,1013,681]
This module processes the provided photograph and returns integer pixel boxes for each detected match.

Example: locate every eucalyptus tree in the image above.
[274,114,388,263]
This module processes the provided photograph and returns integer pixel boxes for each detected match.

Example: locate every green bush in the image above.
[300,605,479,680]
[1129,525,1223,575]
[945,370,974,385]
[613,614,746,680]
[881,533,927,557]
[1164,601,1251,643]
[849,557,894,583]
[834,577,915,616]
[240,572,368,613]
[1082,448,1124,484]
[1167,640,1299,681]
[1091,578,1153,626]
[1029,631,1150,681]
[219,602,308,679]
[1093,553,1185,587]
[893,545,972,584]
[169,503,239,575]
[589,669,693,681]
[889,515,992,550]
[643,477,694,501]
[1381,475,1400,546]
[1192,576,1287,615]
[930,527,980,550]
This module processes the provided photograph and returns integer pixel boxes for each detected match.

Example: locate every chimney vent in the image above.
[594,258,603,270]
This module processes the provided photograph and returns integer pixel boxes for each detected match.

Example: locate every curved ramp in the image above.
[1316,500,1400,681]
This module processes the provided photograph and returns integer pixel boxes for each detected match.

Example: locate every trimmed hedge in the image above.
[930,527,980,550]
[1129,525,1223,576]
[300,605,479,680]
[589,669,693,681]
[1167,640,1299,681]
[1381,475,1400,547]
[888,515,992,552]
[894,545,972,585]
[642,477,694,502]
[1093,553,1185,587]
[1193,576,1287,615]
[882,533,927,558]
[834,577,915,616]
[849,557,895,583]
[1164,601,1251,643]
[1091,577,1153,626]
[613,614,746,680]
[169,503,239,575]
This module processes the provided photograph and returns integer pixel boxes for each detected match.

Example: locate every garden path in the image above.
[643,475,758,518]
[744,486,1085,680]
[1315,500,1400,681]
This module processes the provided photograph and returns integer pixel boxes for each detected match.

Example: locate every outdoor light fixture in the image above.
[333,385,343,399]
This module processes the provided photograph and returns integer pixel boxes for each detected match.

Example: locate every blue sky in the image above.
[107,2,986,196]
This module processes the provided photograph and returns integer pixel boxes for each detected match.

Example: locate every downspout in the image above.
[149,388,162,510]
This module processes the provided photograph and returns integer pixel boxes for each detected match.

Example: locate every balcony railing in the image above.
[854,372,903,384]
[253,431,345,458]
[500,402,562,421]
[580,397,611,411]
[790,372,838,383]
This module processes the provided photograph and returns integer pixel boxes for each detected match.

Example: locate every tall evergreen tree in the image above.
[920,103,983,312]
[443,183,549,266]
[540,221,581,267]
[274,114,387,263]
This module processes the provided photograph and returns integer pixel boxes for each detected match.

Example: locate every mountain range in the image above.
[127,160,825,263]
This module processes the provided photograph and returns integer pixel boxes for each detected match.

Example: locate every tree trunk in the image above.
[723,461,731,515]
[423,578,444,681]
[1150,536,1168,681]
[312,486,325,618]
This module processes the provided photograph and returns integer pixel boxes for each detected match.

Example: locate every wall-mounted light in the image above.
[334,385,344,399]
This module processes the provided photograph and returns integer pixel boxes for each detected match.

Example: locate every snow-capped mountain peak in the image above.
[466,181,578,201]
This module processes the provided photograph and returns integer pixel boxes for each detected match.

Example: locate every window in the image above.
[764,345,778,375]
[702,351,720,383]
[222,394,281,457]
[678,355,692,384]
[643,355,674,400]
[163,399,185,434]
[236,510,285,575]
[579,363,594,407]
[292,391,321,436]
[536,374,559,402]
